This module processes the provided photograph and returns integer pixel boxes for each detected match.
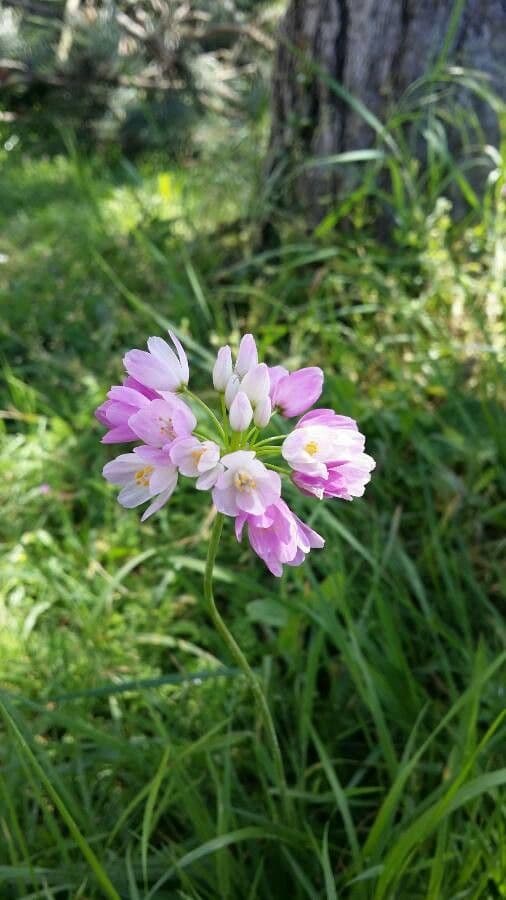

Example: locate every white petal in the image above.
[149,466,178,494]
[168,330,189,383]
[196,463,223,490]
[141,487,173,521]
[118,482,152,508]
[147,336,179,370]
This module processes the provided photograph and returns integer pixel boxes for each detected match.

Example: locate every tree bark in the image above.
[269,0,506,218]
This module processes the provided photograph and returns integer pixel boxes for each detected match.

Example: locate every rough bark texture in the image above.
[269,0,506,217]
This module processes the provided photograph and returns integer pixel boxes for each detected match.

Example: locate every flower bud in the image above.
[241,363,270,407]
[224,373,241,408]
[235,334,258,377]
[254,395,272,428]
[213,346,233,392]
[229,391,253,432]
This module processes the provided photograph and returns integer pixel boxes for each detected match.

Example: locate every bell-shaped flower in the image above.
[170,437,222,489]
[283,408,375,499]
[212,450,281,517]
[270,366,324,418]
[292,455,375,500]
[95,377,158,444]
[229,391,253,432]
[128,396,196,448]
[235,498,324,576]
[103,445,178,521]
[124,330,189,393]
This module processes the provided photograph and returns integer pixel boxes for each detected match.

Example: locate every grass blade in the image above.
[0,699,120,900]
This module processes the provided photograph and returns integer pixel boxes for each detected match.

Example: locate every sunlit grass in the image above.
[0,73,505,897]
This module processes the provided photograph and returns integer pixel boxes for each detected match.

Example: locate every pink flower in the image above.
[95,378,158,444]
[212,450,281,516]
[123,331,189,393]
[128,396,196,448]
[283,409,375,500]
[269,366,324,418]
[103,446,178,520]
[235,498,324,576]
[293,458,375,500]
[170,437,222,489]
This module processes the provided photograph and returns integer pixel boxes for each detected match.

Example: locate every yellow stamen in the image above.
[135,465,154,487]
[234,470,256,492]
[304,441,319,456]
[191,448,206,464]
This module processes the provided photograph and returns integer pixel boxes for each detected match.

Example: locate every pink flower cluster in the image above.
[97,332,375,575]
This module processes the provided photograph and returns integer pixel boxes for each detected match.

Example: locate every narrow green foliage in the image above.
[0,60,504,897]
[0,700,120,899]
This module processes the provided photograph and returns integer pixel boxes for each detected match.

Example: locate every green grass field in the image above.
[0,77,505,898]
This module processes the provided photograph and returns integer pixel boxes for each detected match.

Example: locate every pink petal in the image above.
[124,349,171,392]
[273,367,323,418]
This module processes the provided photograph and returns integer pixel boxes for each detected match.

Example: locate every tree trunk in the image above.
[269,0,505,218]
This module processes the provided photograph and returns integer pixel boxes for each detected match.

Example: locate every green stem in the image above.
[194,430,214,442]
[246,426,259,446]
[220,394,231,448]
[252,434,288,449]
[182,388,226,442]
[229,430,242,451]
[204,513,291,822]
[254,447,283,458]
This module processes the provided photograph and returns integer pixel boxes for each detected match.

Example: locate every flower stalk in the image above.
[204,512,292,822]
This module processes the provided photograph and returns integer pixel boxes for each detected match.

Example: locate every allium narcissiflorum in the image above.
[97,332,375,575]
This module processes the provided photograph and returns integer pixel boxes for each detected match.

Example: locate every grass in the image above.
[0,69,505,898]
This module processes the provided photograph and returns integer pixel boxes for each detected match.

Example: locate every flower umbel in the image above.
[96,330,375,574]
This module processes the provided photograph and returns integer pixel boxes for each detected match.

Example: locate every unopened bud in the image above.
[224,373,241,408]
[213,346,233,392]
[254,395,272,428]
[229,391,253,432]
[241,363,270,407]
[235,334,258,377]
